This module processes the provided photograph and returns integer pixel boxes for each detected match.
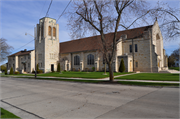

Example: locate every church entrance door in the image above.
[51,64,54,72]
[130,61,132,72]
[24,64,26,72]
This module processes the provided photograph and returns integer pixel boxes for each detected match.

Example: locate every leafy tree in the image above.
[10,67,13,75]
[119,59,125,72]
[168,55,175,67]
[0,65,6,71]
[168,48,179,67]
[0,38,13,63]
[171,48,179,60]
[57,63,60,72]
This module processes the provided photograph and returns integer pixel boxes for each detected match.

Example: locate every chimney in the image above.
[24,49,27,51]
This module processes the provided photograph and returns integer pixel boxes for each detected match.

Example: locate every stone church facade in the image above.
[7,17,168,73]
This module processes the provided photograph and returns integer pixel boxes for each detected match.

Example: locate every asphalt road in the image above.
[1,77,179,119]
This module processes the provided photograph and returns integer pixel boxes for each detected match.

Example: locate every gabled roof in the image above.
[8,50,34,57]
[60,25,152,54]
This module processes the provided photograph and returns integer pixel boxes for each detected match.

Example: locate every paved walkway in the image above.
[4,72,179,84]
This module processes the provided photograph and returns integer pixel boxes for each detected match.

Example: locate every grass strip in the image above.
[1,72,132,79]
[169,67,179,71]
[117,81,179,86]
[36,72,132,79]
[115,73,179,81]
[1,108,20,118]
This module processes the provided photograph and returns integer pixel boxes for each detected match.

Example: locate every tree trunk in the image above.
[108,63,114,82]
[104,63,106,74]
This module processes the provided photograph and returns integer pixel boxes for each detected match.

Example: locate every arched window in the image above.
[87,54,94,65]
[156,34,160,40]
[53,27,56,37]
[48,26,51,36]
[74,55,80,65]
[41,25,43,37]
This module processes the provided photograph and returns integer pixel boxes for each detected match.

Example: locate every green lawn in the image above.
[1,108,20,118]
[115,73,179,81]
[36,71,132,79]
[169,67,179,71]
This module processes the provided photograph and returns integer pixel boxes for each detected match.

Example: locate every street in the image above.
[0,77,179,119]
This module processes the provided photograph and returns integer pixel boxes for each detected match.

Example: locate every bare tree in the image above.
[0,38,13,63]
[68,0,154,81]
[149,2,180,40]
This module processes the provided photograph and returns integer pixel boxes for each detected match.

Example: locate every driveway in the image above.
[1,77,179,119]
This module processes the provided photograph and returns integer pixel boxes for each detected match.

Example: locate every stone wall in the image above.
[121,38,153,72]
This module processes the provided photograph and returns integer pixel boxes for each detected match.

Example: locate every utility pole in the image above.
[25,32,37,78]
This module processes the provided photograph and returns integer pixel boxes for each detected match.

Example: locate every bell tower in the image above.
[35,17,59,73]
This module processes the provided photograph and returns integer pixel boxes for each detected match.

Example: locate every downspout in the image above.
[132,39,134,72]
[71,53,73,71]
[149,29,153,72]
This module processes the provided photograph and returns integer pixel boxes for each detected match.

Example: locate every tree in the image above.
[168,48,179,67]
[168,55,175,67]
[0,65,6,72]
[149,2,180,40]
[0,38,13,63]
[10,67,13,75]
[171,48,179,60]
[119,59,125,72]
[68,0,151,81]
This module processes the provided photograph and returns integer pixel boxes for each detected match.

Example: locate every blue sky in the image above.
[0,0,180,65]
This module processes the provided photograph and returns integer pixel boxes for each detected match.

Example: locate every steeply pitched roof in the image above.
[8,50,34,57]
[60,25,152,54]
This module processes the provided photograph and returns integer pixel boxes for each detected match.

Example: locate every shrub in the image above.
[5,68,7,75]
[64,70,66,72]
[85,68,89,72]
[119,59,125,72]
[15,71,20,75]
[39,70,43,73]
[36,64,39,72]
[10,67,13,75]
[92,67,95,71]
[57,63,60,72]
[32,69,35,73]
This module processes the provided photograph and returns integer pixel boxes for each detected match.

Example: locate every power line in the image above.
[57,0,72,22]
[12,0,48,53]
[39,0,47,18]
[45,0,53,17]
[13,39,34,52]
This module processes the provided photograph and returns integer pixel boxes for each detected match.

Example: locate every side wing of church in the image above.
[7,17,168,73]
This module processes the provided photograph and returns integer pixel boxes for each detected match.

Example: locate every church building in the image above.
[7,17,168,73]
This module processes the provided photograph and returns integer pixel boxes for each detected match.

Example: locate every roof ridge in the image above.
[8,49,34,57]
[60,24,153,44]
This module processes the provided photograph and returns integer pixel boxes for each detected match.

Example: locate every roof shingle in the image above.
[60,25,152,54]
[8,50,34,57]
